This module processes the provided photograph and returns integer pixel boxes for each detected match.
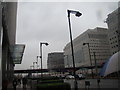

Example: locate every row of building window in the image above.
[109,36,117,41]
[90,40,107,42]
[90,42,109,45]
[90,55,110,57]
[89,45,109,48]
[90,48,109,51]
[110,40,118,44]
[89,34,107,39]
[111,44,119,48]
[112,51,119,54]
[116,30,120,35]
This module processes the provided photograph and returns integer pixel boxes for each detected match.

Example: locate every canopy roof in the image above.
[100,51,120,76]
[10,44,25,64]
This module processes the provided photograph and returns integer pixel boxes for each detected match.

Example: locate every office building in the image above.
[47,52,64,70]
[64,27,111,70]
[107,7,120,55]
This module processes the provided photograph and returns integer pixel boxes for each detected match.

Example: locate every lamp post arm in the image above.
[67,9,82,17]
[68,10,78,14]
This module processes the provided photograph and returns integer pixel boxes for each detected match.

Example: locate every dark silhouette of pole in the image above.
[67,10,76,78]
[93,52,101,90]
[93,52,98,76]
[67,9,82,90]
[83,43,94,78]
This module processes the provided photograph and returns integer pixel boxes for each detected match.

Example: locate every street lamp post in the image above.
[67,9,82,90]
[40,42,49,78]
[83,43,94,78]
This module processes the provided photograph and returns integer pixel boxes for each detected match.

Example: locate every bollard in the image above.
[85,81,90,90]
[97,79,100,90]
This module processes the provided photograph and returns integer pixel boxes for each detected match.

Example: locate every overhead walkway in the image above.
[14,65,103,74]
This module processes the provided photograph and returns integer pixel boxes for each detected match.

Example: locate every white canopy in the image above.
[100,51,120,76]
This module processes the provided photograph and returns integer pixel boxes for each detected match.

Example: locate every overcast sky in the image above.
[14,1,118,70]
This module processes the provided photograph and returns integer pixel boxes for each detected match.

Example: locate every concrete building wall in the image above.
[64,27,111,69]
[87,28,111,65]
[0,2,2,90]
[107,7,120,55]
[64,31,88,68]
[3,2,17,45]
[1,2,17,88]
[47,52,64,70]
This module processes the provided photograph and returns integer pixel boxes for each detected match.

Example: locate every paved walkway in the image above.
[64,78,120,89]
[17,84,31,90]
[7,83,31,90]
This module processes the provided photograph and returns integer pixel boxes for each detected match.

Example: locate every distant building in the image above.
[0,2,25,89]
[64,27,111,69]
[47,52,64,70]
[107,7,120,55]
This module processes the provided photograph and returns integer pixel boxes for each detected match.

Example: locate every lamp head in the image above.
[67,9,82,17]
[75,12,82,17]
[45,43,49,46]
[83,43,86,45]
